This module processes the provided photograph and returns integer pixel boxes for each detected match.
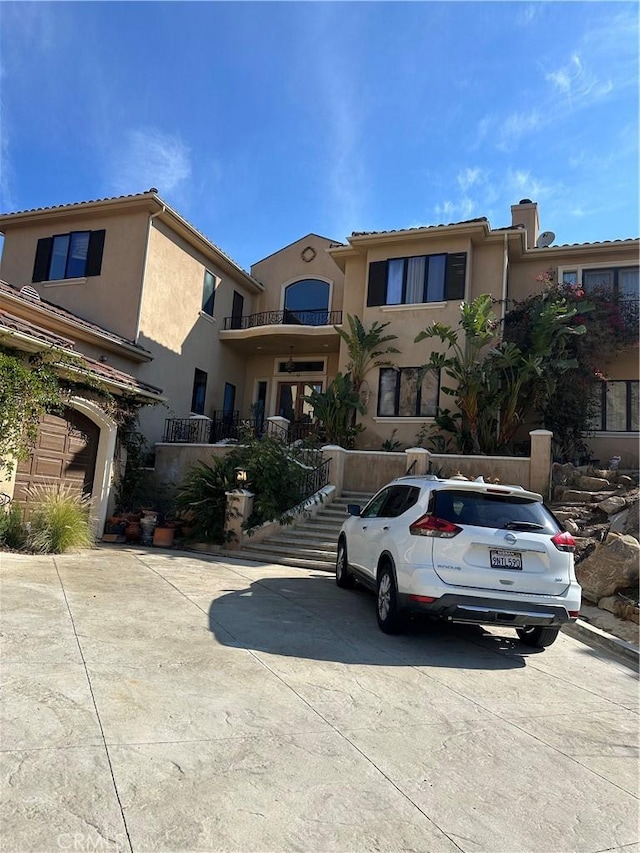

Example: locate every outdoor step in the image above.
[237,550,334,573]
[262,530,338,548]
[238,542,336,562]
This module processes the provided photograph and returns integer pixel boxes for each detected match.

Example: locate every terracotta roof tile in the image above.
[0,280,151,354]
[351,217,488,237]
[0,306,162,397]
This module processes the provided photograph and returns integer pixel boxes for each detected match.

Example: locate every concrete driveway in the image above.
[1,547,638,853]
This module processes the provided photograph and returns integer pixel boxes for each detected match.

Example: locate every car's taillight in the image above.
[551,531,576,552]
[409,514,462,538]
[568,611,580,619]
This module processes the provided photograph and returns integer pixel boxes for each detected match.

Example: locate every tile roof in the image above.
[0,305,162,397]
[0,190,259,286]
[350,217,488,238]
[0,190,156,218]
[0,280,151,354]
[0,309,74,349]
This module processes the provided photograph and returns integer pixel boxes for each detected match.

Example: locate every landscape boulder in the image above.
[575,475,611,491]
[596,495,627,515]
[575,533,640,603]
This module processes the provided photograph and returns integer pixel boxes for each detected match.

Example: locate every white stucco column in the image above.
[529,429,554,499]
[405,447,431,476]
[322,445,345,496]
[69,397,118,537]
[224,489,255,550]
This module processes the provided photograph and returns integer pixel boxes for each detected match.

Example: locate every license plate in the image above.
[490,549,522,570]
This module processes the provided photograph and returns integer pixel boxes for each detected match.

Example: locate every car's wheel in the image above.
[516,626,560,648]
[336,540,355,589]
[376,563,404,634]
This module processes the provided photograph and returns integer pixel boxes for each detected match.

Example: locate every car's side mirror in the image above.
[347,504,361,517]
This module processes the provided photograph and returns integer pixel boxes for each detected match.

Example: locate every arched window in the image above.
[283,279,330,326]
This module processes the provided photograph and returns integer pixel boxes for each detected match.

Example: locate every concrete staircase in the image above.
[237,491,373,572]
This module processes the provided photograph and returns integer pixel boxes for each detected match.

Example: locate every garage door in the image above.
[14,407,100,516]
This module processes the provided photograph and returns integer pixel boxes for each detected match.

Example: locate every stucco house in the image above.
[0,191,637,519]
[329,200,639,464]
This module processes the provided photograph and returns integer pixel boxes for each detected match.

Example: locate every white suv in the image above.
[336,475,581,648]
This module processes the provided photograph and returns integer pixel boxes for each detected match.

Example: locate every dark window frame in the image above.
[202,270,217,317]
[581,265,639,298]
[367,252,466,307]
[32,229,105,283]
[592,380,639,432]
[191,369,208,415]
[377,367,440,418]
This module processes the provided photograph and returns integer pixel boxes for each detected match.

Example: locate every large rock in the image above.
[576,533,640,603]
[598,596,640,625]
[575,475,611,491]
[555,488,598,504]
[552,463,577,486]
[610,498,639,538]
[597,495,627,515]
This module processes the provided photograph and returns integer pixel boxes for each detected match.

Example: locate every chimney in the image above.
[511,199,539,249]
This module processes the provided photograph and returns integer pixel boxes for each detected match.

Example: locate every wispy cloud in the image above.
[457,167,484,192]
[106,129,192,197]
[496,110,542,152]
[546,52,613,107]
[518,4,542,26]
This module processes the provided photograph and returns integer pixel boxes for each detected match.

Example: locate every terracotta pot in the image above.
[153,527,175,548]
[125,521,141,543]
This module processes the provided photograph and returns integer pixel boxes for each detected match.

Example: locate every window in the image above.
[278,360,324,373]
[191,369,208,415]
[591,381,638,432]
[562,265,639,299]
[362,486,420,519]
[377,367,439,418]
[32,230,106,282]
[284,279,330,325]
[367,253,466,307]
[202,270,217,317]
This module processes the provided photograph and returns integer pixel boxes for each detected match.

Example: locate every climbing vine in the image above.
[0,345,144,474]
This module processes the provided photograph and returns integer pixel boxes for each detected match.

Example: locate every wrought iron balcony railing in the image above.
[223,309,342,331]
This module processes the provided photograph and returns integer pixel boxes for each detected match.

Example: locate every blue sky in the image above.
[1,1,638,269]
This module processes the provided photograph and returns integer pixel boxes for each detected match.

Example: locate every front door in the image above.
[277,382,321,422]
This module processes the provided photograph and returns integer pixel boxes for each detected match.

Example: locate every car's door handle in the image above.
[383,526,389,531]
[362,525,368,530]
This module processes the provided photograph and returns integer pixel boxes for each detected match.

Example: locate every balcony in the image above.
[219,309,343,354]
[162,413,321,445]
[223,309,342,330]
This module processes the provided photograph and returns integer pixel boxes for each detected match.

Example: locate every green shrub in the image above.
[175,459,235,544]
[26,486,95,554]
[0,502,26,549]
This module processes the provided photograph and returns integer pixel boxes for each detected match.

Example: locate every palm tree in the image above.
[335,315,400,403]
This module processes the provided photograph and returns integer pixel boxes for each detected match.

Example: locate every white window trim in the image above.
[42,277,87,288]
[380,302,447,313]
[272,356,327,377]
[279,275,334,317]
[559,260,639,279]
[198,310,217,325]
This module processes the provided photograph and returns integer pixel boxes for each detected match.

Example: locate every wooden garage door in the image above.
[14,407,100,516]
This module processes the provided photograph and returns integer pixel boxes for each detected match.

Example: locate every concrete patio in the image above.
[1,546,638,853]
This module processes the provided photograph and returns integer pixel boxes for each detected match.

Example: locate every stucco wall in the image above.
[152,443,236,493]
[0,209,149,341]
[342,451,407,494]
[251,234,344,316]
[135,221,252,443]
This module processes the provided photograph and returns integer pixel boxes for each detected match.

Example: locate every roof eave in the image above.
[0,328,164,402]
[0,289,152,363]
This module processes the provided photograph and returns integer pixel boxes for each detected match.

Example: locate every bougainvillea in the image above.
[504,270,637,461]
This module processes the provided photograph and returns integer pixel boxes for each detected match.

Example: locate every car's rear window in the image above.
[433,489,559,533]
